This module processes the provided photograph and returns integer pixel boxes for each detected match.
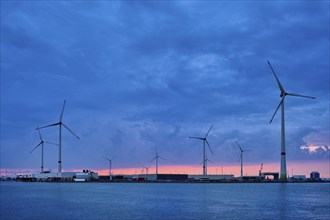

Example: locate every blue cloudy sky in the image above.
[1,1,329,174]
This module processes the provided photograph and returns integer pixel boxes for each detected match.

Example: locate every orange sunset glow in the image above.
[94,161,330,178]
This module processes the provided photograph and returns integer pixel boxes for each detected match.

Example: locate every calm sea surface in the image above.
[1,182,329,220]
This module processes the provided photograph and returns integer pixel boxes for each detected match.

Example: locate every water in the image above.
[1,182,329,220]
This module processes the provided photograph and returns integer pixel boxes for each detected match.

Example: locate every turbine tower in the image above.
[104,157,115,181]
[189,124,213,176]
[150,146,165,175]
[202,152,213,175]
[235,141,252,179]
[30,127,57,173]
[267,61,315,181]
[38,100,80,174]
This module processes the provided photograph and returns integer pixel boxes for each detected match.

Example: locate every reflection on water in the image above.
[1,182,329,220]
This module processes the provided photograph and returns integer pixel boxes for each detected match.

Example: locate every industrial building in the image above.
[188,174,234,181]
[25,170,99,181]
[259,172,279,181]
[291,175,306,181]
[100,174,236,182]
[310,171,320,180]
[137,174,187,181]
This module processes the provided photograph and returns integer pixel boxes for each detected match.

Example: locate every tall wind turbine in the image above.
[189,124,213,176]
[267,61,315,181]
[104,157,115,181]
[30,127,57,173]
[150,146,166,175]
[235,141,252,179]
[38,100,80,174]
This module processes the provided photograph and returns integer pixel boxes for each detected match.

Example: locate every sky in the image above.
[1,1,329,177]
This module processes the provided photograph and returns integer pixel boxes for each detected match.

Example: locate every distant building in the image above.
[291,175,306,181]
[260,172,279,181]
[310,171,320,180]
[137,174,188,181]
[188,174,234,181]
[29,170,99,181]
[73,170,99,181]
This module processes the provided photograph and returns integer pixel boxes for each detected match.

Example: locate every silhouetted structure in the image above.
[310,171,320,180]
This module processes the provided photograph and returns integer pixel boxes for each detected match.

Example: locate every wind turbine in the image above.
[144,166,150,175]
[202,152,214,175]
[38,100,80,174]
[235,141,252,179]
[189,124,213,176]
[104,157,115,181]
[150,146,166,175]
[30,127,57,173]
[267,61,315,181]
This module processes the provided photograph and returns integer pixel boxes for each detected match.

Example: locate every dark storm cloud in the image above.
[1,1,328,171]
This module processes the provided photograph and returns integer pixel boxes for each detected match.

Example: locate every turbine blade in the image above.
[207,159,214,164]
[36,127,43,141]
[59,100,66,122]
[235,141,243,151]
[269,96,285,124]
[159,156,166,160]
[189,137,204,140]
[30,142,42,153]
[38,123,59,129]
[267,60,285,92]
[150,157,157,163]
[205,140,213,154]
[62,123,80,139]
[244,149,253,152]
[44,141,58,145]
[205,124,213,138]
[286,93,316,99]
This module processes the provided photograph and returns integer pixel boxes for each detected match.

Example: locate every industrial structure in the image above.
[189,124,213,176]
[16,170,99,182]
[104,157,115,181]
[38,100,80,174]
[267,61,315,181]
[310,171,321,180]
[235,141,252,179]
[26,90,319,183]
[30,127,57,173]
[150,146,166,175]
